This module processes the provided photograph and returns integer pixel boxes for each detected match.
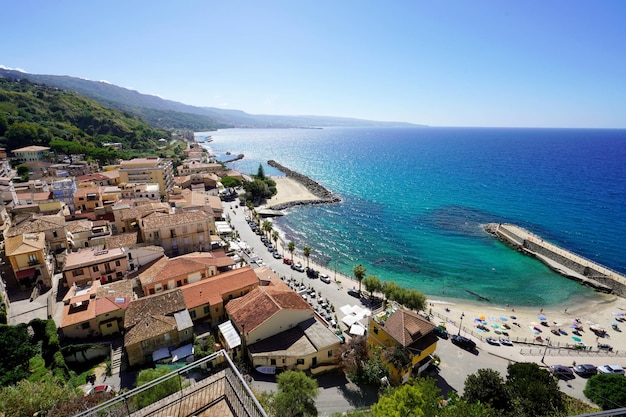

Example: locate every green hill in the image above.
[0,77,172,163]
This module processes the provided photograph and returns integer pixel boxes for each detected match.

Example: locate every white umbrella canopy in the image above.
[350,324,366,336]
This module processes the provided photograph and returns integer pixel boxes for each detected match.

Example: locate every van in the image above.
[451,334,476,351]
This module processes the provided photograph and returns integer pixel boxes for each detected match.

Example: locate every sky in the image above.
[2,1,626,128]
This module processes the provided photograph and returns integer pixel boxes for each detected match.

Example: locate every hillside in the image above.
[0,77,172,162]
[0,68,420,130]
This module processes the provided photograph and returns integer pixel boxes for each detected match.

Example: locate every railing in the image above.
[73,349,267,417]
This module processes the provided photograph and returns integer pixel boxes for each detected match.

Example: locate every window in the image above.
[328,350,333,358]
[116,272,123,278]
[106,323,113,328]
[203,306,210,314]
[28,254,38,264]
[201,272,206,279]
[92,266,99,272]
[270,359,276,365]
[72,269,82,277]
[52,230,58,238]
[190,310,196,319]
[115,260,121,267]
[296,359,304,365]
[374,327,378,334]
[80,322,90,330]
[154,231,159,238]
[164,333,170,341]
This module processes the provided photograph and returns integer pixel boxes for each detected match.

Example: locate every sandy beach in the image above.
[262,176,323,207]
[268,177,626,359]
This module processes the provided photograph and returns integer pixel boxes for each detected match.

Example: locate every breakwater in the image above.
[485,223,626,297]
[266,160,341,209]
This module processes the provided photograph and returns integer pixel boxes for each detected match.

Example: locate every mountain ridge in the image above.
[0,68,422,130]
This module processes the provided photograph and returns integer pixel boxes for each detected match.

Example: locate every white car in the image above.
[598,365,625,375]
[320,274,331,283]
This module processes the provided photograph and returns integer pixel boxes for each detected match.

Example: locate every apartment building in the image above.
[119,157,174,195]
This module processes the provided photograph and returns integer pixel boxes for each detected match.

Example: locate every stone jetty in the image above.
[485,223,626,296]
[266,160,341,210]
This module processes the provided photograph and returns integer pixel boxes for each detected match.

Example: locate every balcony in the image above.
[75,350,267,417]
[28,259,40,267]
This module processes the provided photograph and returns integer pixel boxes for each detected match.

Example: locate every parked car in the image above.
[499,338,514,347]
[598,365,625,375]
[291,262,305,272]
[272,252,282,259]
[450,334,476,351]
[573,364,597,377]
[283,258,293,265]
[486,337,500,346]
[550,365,574,379]
[347,289,361,298]
[306,268,319,278]
[87,384,114,395]
[433,326,449,339]
[320,273,331,283]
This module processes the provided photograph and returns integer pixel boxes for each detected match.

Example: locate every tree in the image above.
[262,220,272,240]
[272,230,279,252]
[273,370,318,417]
[584,373,626,410]
[303,246,311,268]
[382,281,400,302]
[6,121,39,150]
[403,289,427,312]
[439,394,496,417]
[0,324,38,386]
[463,368,512,412]
[505,362,564,417]
[256,163,266,180]
[372,378,442,417]
[337,335,370,379]
[134,367,186,409]
[288,241,296,261]
[363,275,382,297]
[353,264,366,294]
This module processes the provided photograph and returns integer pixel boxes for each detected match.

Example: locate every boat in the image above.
[255,366,276,375]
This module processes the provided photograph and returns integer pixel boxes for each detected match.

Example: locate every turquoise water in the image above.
[200,127,626,307]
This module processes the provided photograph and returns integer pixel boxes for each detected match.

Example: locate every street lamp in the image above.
[542,337,551,363]
[458,312,465,335]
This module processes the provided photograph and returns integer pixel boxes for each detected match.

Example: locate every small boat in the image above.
[256,366,276,375]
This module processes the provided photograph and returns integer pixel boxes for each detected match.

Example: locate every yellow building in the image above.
[368,308,438,384]
[118,157,174,195]
[5,231,54,289]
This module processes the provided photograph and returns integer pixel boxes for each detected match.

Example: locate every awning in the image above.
[171,344,194,362]
[152,347,171,362]
[218,320,241,349]
[16,268,36,279]
[350,324,366,336]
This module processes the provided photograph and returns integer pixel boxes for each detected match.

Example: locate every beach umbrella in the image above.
[569,325,579,329]
[491,323,499,328]
[538,315,547,321]
[479,315,486,321]
[611,322,619,327]
[571,336,582,342]
[474,318,482,322]
[613,312,625,316]
[500,316,508,321]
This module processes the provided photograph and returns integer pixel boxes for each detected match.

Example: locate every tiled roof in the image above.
[138,252,235,286]
[141,210,210,230]
[381,309,436,347]
[13,145,50,152]
[180,266,259,308]
[6,212,65,237]
[226,286,312,334]
[5,232,45,256]
[95,297,131,316]
[66,219,92,233]
[96,279,134,298]
[137,256,170,286]
[104,232,139,249]
[124,315,177,346]
[63,247,126,270]
[124,289,186,330]
[120,202,171,221]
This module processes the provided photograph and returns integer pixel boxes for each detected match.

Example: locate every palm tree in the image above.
[303,246,311,268]
[288,241,296,262]
[262,220,272,240]
[353,264,366,294]
[272,230,279,251]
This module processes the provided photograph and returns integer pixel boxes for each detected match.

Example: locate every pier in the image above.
[485,223,626,296]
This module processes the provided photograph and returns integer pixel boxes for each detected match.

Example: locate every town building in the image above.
[118,157,174,195]
[4,231,54,289]
[11,145,50,163]
[62,247,128,287]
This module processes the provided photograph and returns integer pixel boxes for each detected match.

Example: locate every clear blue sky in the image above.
[3,1,625,128]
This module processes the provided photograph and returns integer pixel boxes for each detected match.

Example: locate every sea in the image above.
[197,127,626,308]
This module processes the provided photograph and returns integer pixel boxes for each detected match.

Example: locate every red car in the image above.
[283,258,293,265]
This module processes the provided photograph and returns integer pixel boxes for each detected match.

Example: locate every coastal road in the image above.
[222,202,595,413]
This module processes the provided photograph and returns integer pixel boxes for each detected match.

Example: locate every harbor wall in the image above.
[485,223,626,297]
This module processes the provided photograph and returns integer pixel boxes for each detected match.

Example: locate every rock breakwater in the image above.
[267,160,341,210]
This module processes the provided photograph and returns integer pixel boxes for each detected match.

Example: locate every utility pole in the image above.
[542,337,551,363]
[458,312,465,336]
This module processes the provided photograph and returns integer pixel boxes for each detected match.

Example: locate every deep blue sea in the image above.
[198,127,626,307]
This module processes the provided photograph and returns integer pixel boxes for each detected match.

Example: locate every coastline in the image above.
[267,176,626,354]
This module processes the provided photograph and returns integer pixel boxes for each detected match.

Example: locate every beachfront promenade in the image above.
[487,223,626,296]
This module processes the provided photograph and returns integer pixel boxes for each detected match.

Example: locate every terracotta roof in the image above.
[124,289,186,330]
[137,256,170,286]
[180,266,259,308]
[140,210,210,230]
[104,232,139,249]
[6,212,65,237]
[124,314,177,346]
[226,286,312,334]
[381,309,436,347]
[66,219,92,233]
[4,231,45,256]
[63,247,126,271]
[95,297,131,316]
[96,279,134,298]
[13,145,50,152]
[138,252,235,287]
[120,202,171,221]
